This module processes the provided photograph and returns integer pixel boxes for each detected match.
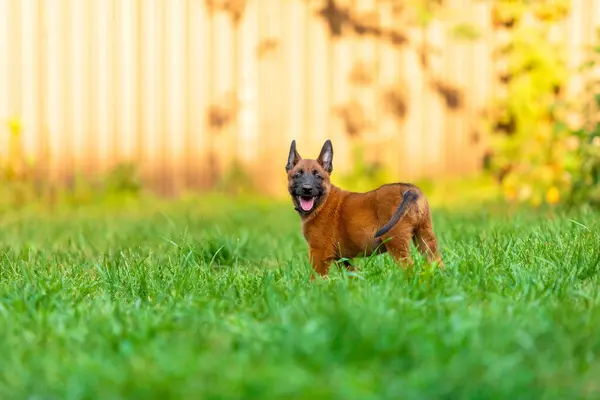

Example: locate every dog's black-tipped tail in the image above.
[375,189,420,238]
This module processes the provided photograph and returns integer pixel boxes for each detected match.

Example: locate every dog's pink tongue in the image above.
[300,197,315,211]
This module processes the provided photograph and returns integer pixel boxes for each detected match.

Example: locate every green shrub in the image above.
[486,0,599,207]
[104,163,141,195]
[565,38,600,206]
[336,144,394,193]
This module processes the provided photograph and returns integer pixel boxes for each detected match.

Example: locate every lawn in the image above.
[0,194,599,399]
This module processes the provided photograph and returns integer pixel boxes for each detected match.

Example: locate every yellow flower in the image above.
[546,186,560,205]
[7,117,22,135]
[504,184,517,201]
[565,136,579,151]
[540,166,554,183]
[518,185,532,201]
[535,131,546,143]
[550,163,563,175]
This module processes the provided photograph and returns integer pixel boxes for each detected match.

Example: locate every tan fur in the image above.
[287,152,443,278]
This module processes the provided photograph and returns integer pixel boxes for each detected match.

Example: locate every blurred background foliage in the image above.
[485,0,600,208]
[0,118,142,210]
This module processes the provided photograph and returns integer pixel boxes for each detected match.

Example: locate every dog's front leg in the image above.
[309,248,333,278]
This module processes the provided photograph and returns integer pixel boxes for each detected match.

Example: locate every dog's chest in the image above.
[302,222,327,243]
[301,218,337,248]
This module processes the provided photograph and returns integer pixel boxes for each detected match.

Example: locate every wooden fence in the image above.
[1,0,599,195]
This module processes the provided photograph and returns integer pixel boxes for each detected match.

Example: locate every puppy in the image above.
[286,139,443,277]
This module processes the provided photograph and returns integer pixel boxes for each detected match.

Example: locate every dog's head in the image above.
[285,140,334,216]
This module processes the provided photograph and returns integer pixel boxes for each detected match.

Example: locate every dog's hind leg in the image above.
[383,229,414,269]
[413,217,443,268]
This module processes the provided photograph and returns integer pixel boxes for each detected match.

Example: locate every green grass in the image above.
[0,194,599,399]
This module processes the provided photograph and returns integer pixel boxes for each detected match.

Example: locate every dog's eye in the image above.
[313,170,321,179]
[294,170,302,178]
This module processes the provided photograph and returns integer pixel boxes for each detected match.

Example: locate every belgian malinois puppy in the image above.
[286,139,443,277]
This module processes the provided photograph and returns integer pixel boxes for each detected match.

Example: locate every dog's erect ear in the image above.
[317,140,333,173]
[286,140,302,172]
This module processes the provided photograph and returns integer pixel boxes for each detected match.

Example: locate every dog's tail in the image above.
[375,189,420,238]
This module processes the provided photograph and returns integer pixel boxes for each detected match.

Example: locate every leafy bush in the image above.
[0,117,39,208]
[336,145,394,193]
[215,160,257,196]
[0,116,144,209]
[487,0,600,207]
[566,40,600,206]
[104,163,141,195]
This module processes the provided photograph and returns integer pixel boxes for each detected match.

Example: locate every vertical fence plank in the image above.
[7,0,22,176]
[354,0,381,169]
[238,0,258,165]
[469,1,493,172]
[187,0,211,188]
[282,0,307,149]
[89,0,105,175]
[82,0,94,173]
[269,0,284,179]
[377,1,403,178]
[595,0,600,35]
[184,0,194,186]
[211,7,236,178]
[93,0,114,176]
[7,0,21,121]
[60,0,73,180]
[0,0,9,161]
[305,0,331,155]
[330,19,353,175]
[116,0,138,166]
[139,0,163,186]
[19,0,40,165]
[42,0,59,181]
[422,17,446,178]
[68,0,86,172]
[400,28,425,180]
[165,0,187,193]
[257,0,284,188]
[442,0,466,175]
